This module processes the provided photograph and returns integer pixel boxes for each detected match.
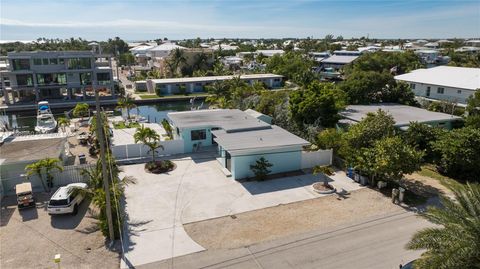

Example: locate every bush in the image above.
[145,160,175,174]
[250,157,273,181]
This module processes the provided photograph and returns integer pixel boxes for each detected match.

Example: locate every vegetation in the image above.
[57,117,71,132]
[406,182,480,268]
[116,94,137,119]
[25,158,64,192]
[402,122,446,162]
[134,125,164,163]
[72,103,90,119]
[265,51,316,86]
[250,157,273,181]
[161,119,173,139]
[113,122,140,129]
[344,51,423,75]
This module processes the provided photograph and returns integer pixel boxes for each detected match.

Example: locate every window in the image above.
[274,78,280,82]
[15,74,33,86]
[457,90,462,94]
[33,58,42,65]
[49,58,58,65]
[437,87,445,94]
[80,72,92,85]
[410,83,416,89]
[42,58,49,65]
[191,129,206,141]
[67,58,91,69]
[97,72,111,84]
[59,58,65,65]
[36,73,67,85]
[11,59,30,70]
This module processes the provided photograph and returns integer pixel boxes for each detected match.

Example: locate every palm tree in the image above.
[116,94,136,120]
[57,117,71,133]
[168,48,186,77]
[25,158,63,192]
[313,165,335,186]
[406,182,480,269]
[193,52,209,71]
[134,125,164,162]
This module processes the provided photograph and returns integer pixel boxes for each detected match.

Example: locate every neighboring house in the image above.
[129,45,156,66]
[394,66,480,105]
[244,109,272,124]
[455,46,480,53]
[146,43,186,65]
[338,103,463,130]
[424,42,439,49]
[0,51,115,105]
[319,55,359,70]
[465,39,480,47]
[146,73,283,94]
[167,109,311,180]
[309,51,331,62]
[255,50,285,57]
[414,49,439,64]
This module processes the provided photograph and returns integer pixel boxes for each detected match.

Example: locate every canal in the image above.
[1,100,206,132]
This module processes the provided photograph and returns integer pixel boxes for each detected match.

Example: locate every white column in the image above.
[189,83,194,93]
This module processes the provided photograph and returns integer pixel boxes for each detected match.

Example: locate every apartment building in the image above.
[0,51,115,105]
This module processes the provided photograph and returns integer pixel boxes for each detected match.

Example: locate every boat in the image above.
[34,101,57,133]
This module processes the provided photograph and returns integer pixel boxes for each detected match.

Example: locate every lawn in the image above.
[417,164,457,185]
[113,122,141,129]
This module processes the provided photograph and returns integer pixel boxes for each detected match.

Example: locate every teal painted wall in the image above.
[231,150,302,180]
[179,127,214,152]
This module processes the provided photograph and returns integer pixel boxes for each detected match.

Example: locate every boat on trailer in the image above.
[35,101,57,133]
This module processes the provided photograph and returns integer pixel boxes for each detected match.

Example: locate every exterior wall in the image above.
[300,150,333,169]
[179,127,214,152]
[111,139,185,160]
[404,81,475,104]
[230,150,302,180]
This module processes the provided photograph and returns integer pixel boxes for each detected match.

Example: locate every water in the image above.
[1,100,205,132]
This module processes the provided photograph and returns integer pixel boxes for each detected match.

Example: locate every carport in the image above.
[212,125,310,180]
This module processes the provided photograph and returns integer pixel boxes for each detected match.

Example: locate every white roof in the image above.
[148,43,185,51]
[395,66,480,90]
[256,50,284,56]
[129,45,155,53]
[150,73,282,84]
[168,109,271,132]
[212,125,309,155]
[321,55,359,64]
[340,104,462,127]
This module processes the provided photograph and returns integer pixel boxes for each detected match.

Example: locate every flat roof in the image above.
[212,125,309,155]
[168,109,271,132]
[339,104,462,127]
[0,137,64,164]
[150,74,282,84]
[394,66,480,90]
[321,55,359,64]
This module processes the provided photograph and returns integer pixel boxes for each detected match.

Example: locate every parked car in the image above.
[16,182,35,209]
[47,183,88,215]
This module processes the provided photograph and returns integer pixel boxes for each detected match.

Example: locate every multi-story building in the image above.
[395,66,480,105]
[0,51,115,105]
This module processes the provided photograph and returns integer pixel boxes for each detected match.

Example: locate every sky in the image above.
[1,0,479,41]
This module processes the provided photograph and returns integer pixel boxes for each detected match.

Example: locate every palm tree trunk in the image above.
[37,173,48,192]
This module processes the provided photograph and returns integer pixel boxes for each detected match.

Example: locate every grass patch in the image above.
[418,164,457,185]
[113,122,141,129]
[139,93,211,100]
[139,94,161,99]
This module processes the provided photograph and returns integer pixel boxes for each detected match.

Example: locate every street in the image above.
[138,210,431,269]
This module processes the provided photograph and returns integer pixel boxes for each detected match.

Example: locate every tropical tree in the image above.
[25,158,63,192]
[406,182,480,269]
[72,103,89,120]
[134,125,164,162]
[167,48,186,77]
[57,117,71,132]
[313,165,335,185]
[116,94,137,120]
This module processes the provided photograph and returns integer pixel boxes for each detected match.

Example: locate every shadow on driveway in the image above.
[50,197,91,229]
[240,174,329,195]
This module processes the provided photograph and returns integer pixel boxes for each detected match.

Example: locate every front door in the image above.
[426,86,431,97]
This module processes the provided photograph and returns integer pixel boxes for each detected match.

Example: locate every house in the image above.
[146,74,283,94]
[309,51,331,62]
[414,49,439,64]
[338,103,463,130]
[424,42,439,49]
[394,66,480,105]
[465,39,480,47]
[167,109,310,180]
[255,50,285,57]
[0,51,115,105]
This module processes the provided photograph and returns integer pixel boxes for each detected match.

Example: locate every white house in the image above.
[394,66,480,105]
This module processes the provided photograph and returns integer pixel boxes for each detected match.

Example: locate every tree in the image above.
[134,125,164,162]
[465,90,480,128]
[402,122,446,162]
[406,182,480,269]
[265,51,315,86]
[116,94,136,120]
[343,109,396,150]
[25,158,63,192]
[289,82,346,127]
[354,136,423,183]
[432,127,480,181]
[57,117,71,132]
[72,103,89,119]
[316,128,346,155]
[250,157,273,181]
[167,48,186,77]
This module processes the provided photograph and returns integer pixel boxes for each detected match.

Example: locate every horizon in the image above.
[1,0,479,41]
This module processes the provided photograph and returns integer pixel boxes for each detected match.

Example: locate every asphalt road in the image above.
[138,210,432,269]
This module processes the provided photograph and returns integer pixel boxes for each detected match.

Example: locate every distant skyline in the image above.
[1,0,479,41]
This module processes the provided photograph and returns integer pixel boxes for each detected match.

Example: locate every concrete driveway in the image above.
[120,153,362,268]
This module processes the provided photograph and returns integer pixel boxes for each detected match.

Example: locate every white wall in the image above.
[301,150,333,169]
[111,139,184,160]
[406,82,475,104]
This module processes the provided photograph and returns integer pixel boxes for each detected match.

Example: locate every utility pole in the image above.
[94,83,115,242]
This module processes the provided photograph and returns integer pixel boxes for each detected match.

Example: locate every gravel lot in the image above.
[184,188,403,249]
[0,193,119,269]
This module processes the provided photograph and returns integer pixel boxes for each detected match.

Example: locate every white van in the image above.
[47,183,88,215]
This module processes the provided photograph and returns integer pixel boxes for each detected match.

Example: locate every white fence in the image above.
[1,164,94,195]
[111,139,184,161]
[301,149,333,169]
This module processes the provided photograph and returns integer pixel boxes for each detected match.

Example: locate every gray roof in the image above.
[150,73,283,85]
[321,55,359,64]
[168,109,271,132]
[339,104,462,127]
[0,137,65,164]
[212,125,309,155]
